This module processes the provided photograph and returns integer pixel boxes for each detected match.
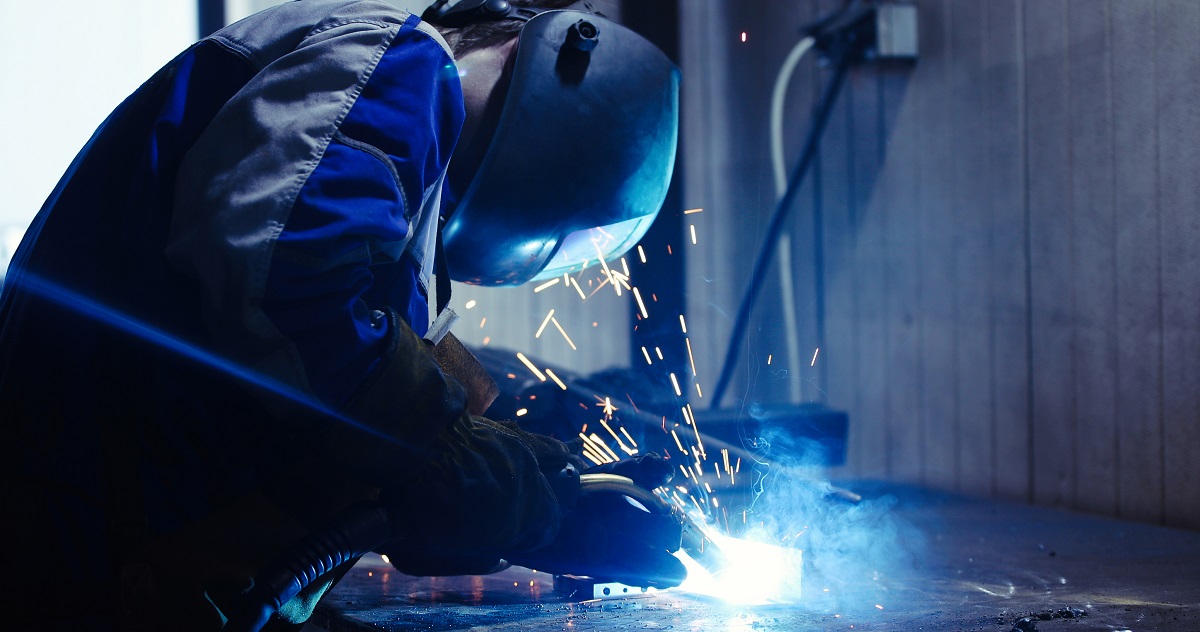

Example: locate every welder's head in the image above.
[424,0,680,286]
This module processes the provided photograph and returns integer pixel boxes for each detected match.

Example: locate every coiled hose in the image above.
[224,502,393,632]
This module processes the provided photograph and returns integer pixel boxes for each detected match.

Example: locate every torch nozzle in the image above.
[677,508,728,575]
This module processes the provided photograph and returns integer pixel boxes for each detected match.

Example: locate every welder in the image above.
[0,0,680,629]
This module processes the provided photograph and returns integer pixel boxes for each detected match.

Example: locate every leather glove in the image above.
[377,414,584,577]
[507,453,689,588]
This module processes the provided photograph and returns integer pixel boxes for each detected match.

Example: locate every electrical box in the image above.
[875,3,919,59]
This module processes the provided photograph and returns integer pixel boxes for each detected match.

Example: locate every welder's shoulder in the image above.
[205,0,442,72]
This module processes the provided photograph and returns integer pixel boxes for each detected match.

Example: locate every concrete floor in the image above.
[309,484,1200,631]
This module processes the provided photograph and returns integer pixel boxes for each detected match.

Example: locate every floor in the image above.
[308,483,1200,631]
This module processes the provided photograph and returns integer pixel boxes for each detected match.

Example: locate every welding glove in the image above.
[376,416,585,577]
[507,453,689,588]
[295,309,581,577]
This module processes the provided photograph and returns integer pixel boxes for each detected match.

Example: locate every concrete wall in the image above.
[680,0,1200,529]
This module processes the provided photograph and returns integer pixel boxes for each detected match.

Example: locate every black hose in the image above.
[224,502,393,632]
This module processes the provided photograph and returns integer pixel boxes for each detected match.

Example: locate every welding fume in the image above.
[0,0,684,629]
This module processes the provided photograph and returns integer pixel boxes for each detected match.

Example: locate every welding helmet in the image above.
[425,0,680,286]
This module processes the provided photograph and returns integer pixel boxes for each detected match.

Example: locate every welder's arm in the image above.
[329,310,582,574]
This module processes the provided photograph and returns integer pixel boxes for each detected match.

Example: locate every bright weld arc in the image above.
[535,309,554,338]
[516,352,547,381]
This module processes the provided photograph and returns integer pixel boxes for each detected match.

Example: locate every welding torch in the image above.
[579,472,727,577]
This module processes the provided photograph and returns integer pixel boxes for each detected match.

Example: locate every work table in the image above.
[310,483,1200,631]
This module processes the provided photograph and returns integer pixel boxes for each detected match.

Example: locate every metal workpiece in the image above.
[312,483,1200,631]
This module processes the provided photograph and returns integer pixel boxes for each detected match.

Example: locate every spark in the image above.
[480,317,487,328]
[380,554,391,564]
[589,433,621,461]
[713,497,719,508]
[632,287,649,319]
[679,314,688,334]
[593,240,620,296]
[544,368,568,390]
[464,300,477,309]
[579,433,613,464]
[586,276,610,299]
[656,347,664,360]
[637,245,647,263]
[740,31,747,42]
[621,257,630,277]
[767,354,773,365]
[533,278,560,293]
[641,346,653,365]
[811,347,820,366]
[684,208,704,214]
[569,276,587,300]
[550,317,577,350]
[690,224,698,244]
[680,465,690,479]
[687,404,706,457]
[669,372,682,397]
[483,336,491,345]
[667,245,673,255]
[696,382,703,398]
[516,408,528,417]
[619,425,638,449]
[612,271,632,292]
[714,462,721,479]
[671,428,688,454]
[595,395,618,418]
[535,309,555,338]
[600,419,636,455]
[625,393,640,412]
[516,352,546,381]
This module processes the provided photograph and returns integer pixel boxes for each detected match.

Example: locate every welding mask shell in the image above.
[441,9,680,286]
